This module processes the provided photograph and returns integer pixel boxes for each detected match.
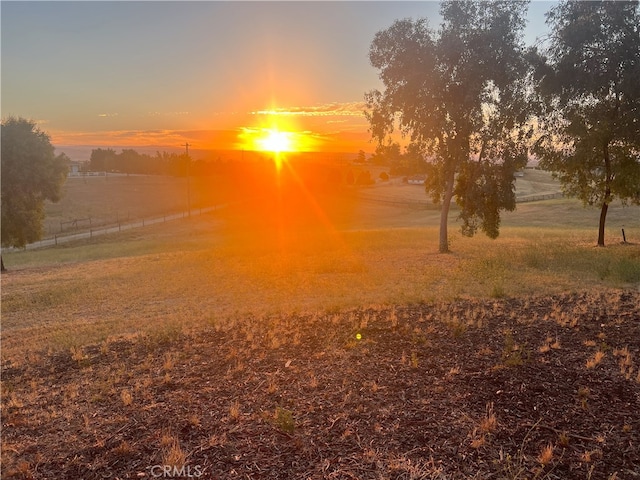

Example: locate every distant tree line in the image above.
[88,148,358,180]
[88,148,232,177]
[88,148,373,189]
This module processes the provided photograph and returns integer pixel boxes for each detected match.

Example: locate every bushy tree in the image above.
[1,117,68,269]
[366,1,532,252]
[530,0,640,246]
[371,141,402,167]
[89,147,117,172]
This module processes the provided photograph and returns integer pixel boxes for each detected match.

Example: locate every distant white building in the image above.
[407,175,426,185]
[69,162,81,176]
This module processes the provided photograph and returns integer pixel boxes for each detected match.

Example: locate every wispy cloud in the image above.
[97,113,118,118]
[251,102,366,117]
[146,111,190,117]
[48,128,243,151]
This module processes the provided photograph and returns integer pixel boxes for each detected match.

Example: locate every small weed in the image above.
[188,414,201,428]
[540,336,561,354]
[538,443,554,466]
[70,346,91,367]
[120,389,133,406]
[410,351,419,369]
[360,313,370,330]
[613,346,635,379]
[390,308,399,328]
[502,330,526,367]
[586,350,605,369]
[229,400,241,420]
[208,433,226,447]
[163,352,176,371]
[480,402,498,434]
[577,386,590,410]
[446,313,467,337]
[161,436,187,469]
[580,449,602,463]
[274,406,295,434]
[469,404,498,450]
[451,321,468,337]
[111,440,136,458]
[558,431,570,447]
[470,431,487,449]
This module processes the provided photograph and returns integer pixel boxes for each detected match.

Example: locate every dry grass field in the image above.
[41,174,229,237]
[2,171,640,479]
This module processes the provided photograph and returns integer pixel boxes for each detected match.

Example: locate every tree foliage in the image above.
[88,148,192,176]
[365,1,532,252]
[530,0,640,246]
[1,117,68,251]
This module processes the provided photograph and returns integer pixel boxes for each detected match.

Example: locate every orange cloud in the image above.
[250,102,367,118]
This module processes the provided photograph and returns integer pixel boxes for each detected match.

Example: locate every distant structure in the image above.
[69,162,81,177]
[407,175,426,185]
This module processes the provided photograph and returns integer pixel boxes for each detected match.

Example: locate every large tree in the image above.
[530,0,640,246]
[1,117,68,270]
[365,1,532,252]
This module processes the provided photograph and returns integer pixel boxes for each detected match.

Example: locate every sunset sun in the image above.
[238,126,316,154]
[258,129,295,153]
[238,116,321,156]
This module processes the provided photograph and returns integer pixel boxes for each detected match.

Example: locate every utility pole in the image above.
[183,142,191,218]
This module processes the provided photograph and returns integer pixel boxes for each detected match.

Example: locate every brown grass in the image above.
[3,201,640,360]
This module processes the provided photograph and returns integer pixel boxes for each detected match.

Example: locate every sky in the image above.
[1,1,556,159]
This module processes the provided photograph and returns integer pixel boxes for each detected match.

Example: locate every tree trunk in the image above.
[439,172,455,253]
[597,201,608,247]
[598,142,612,247]
[1,255,5,272]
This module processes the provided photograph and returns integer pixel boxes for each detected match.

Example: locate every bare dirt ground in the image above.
[2,289,639,479]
